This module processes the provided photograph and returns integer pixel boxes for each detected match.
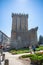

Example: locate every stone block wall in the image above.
[10,13,38,49]
[12,13,28,32]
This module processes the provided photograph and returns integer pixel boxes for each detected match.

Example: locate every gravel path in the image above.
[2,52,31,65]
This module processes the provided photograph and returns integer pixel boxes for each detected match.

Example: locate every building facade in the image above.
[0,31,10,49]
[11,13,38,49]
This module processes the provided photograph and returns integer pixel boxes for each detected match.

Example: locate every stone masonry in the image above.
[10,13,38,49]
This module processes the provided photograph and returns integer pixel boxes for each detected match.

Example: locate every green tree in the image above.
[39,35,43,45]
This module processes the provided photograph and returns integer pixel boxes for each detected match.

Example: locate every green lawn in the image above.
[36,46,43,51]
[9,48,29,54]
[9,46,43,54]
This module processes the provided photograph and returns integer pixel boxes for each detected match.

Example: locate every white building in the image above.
[0,31,10,49]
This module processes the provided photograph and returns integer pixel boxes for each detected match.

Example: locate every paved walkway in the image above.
[1,52,31,65]
[1,50,43,65]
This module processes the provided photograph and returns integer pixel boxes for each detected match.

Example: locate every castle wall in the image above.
[12,13,28,32]
[11,13,38,49]
[12,15,16,31]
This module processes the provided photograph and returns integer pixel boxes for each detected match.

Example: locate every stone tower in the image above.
[12,13,28,31]
[11,13,38,49]
[11,13,28,40]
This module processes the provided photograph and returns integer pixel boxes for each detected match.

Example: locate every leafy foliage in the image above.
[9,48,29,54]
[22,52,43,61]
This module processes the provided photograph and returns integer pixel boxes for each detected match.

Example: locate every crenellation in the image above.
[12,13,28,17]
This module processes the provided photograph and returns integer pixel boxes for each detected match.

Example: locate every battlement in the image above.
[12,13,28,32]
[12,13,28,18]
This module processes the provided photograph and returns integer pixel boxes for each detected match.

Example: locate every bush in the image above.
[22,53,43,61]
[21,52,43,65]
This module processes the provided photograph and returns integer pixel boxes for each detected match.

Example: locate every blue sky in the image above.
[0,0,43,39]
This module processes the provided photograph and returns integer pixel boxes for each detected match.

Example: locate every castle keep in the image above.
[10,13,38,49]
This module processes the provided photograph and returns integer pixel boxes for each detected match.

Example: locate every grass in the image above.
[9,46,43,54]
[9,48,29,54]
[36,46,43,51]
